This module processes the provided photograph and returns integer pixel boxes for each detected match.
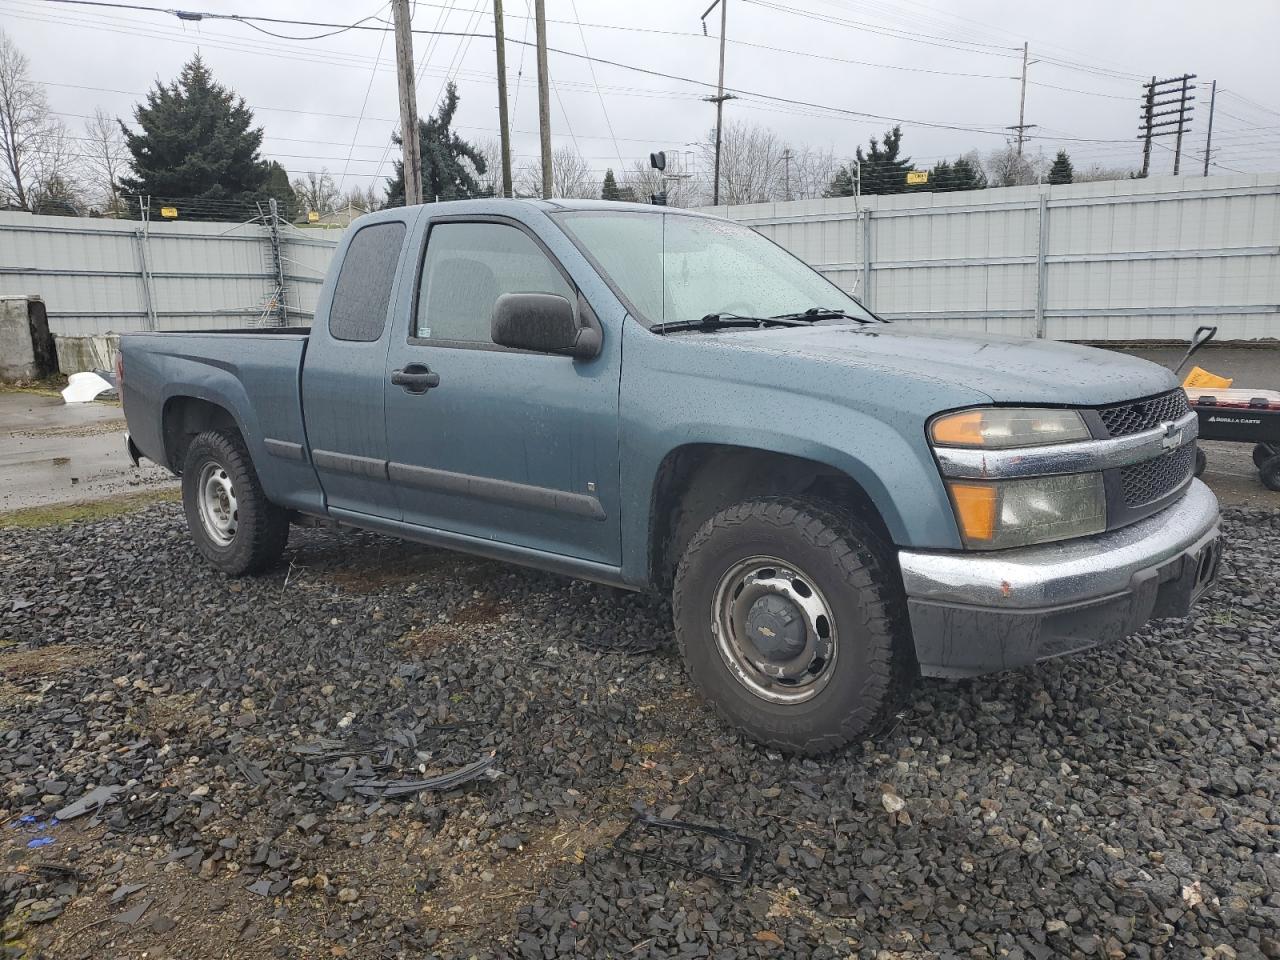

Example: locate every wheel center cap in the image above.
[745,594,807,660]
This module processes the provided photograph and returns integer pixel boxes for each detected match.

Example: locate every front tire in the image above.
[181,430,289,576]
[672,497,913,755]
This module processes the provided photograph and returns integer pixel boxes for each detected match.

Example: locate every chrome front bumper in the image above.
[898,479,1221,677]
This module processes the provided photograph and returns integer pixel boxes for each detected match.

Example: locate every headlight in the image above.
[946,474,1106,549]
[930,407,1090,448]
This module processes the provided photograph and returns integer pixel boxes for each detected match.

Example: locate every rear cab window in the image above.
[329,222,407,342]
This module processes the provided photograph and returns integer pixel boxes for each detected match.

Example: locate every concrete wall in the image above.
[54,334,120,376]
[703,173,1280,341]
[0,212,339,337]
[0,296,57,380]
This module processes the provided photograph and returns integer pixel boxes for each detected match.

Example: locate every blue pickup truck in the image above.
[120,199,1221,754]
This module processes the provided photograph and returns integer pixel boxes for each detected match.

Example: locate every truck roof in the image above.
[365,197,716,219]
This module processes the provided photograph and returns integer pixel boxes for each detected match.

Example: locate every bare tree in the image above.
[699,121,786,205]
[82,107,128,215]
[291,168,340,215]
[787,145,839,201]
[516,144,593,199]
[340,183,382,214]
[0,29,67,210]
[621,159,696,208]
[471,136,504,197]
[982,144,1048,187]
[1074,164,1135,183]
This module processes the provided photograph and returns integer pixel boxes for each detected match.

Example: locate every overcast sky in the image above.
[7,0,1280,196]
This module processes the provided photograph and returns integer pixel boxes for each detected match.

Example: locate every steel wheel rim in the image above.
[196,460,238,547]
[710,556,838,704]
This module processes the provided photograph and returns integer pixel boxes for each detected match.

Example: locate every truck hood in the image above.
[706,324,1179,406]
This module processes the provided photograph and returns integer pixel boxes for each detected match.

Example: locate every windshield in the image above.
[555,211,875,327]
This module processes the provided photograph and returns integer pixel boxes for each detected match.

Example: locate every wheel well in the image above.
[648,444,892,590]
[162,397,240,473]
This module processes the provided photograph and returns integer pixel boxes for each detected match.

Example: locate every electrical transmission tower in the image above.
[1138,74,1196,177]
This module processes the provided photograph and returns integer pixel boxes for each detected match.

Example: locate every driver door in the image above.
[382,215,621,565]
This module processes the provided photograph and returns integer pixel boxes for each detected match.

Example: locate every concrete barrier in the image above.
[0,296,58,381]
[54,334,120,376]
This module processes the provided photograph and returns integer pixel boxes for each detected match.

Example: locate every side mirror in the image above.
[491,292,601,359]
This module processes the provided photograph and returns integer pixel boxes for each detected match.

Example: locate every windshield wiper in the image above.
[772,306,889,324]
[650,312,808,335]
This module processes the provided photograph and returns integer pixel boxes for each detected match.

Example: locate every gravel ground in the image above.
[1,504,1277,959]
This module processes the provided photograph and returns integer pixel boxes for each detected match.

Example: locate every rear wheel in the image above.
[1260,453,1280,493]
[1253,443,1277,470]
[182,430,289,576]
[1194,447,1208,478]
[672,497,913,755]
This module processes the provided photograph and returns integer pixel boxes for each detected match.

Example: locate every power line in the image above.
[337,2,392,195]
[568,0,624,176]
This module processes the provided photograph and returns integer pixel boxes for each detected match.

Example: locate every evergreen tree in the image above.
[856,125,912,195]
[601,168,623,201]
[927,155,987,192]
[118,55,271,206]
[1048,150,1074,185]
[385,83,486,205]
[824,165,855,198]
[824,126,913,197]
[263,161,297,220]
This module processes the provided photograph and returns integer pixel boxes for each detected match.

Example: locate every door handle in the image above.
[390,363,441,394]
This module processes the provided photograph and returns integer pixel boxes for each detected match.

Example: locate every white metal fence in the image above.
[3,173,1277,341]
[0,212,340,337]
[705,172,1280,341]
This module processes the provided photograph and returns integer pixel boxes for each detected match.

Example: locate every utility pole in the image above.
[1140,77,1155,178]
[701,0,736,206]
[534,0,553,199]
[391,0,423,205]
[493,0,514,197]
[781,148,792,201]
[1202,79,1216,176]
[1016,42,1028,155]
[1005,42,1037,154]
[1173,73,1190,175]
[1137,74,1196,178]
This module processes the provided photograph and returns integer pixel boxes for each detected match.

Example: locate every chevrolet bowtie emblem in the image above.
[1161,421,1183,450]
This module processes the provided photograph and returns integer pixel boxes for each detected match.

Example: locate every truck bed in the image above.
[120,329,322,512]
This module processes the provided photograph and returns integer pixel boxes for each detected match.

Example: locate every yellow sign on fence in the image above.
[159,206,178,219]
[307,210,320,223]
[906,171,929,185]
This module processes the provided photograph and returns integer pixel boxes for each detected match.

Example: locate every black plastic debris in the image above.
[110,882,146,905]
[348,752,499,797]
[613,814,760,884]
[114,897,154,926]
[54,784,123,821]
[245,879,274,897]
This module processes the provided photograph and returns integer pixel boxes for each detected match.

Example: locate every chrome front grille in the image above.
[1098,389,1191,438]
[1119,443,1195,507]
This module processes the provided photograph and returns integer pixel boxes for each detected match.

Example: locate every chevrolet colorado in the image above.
[120,199,1221,753]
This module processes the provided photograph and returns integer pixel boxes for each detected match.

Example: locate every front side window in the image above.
[556,211,874,327]
[329,222,406,342]
[415,221,574,342]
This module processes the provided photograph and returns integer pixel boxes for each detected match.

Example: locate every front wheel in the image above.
[181,430,289,576]
[672,497,913,755]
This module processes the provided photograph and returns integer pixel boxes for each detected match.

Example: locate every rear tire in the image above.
[182,430,289,576]
[1253,443,1277,470]
[1194,447,1207,478]
[1260,453,1280,492]
[672,497,913,756]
